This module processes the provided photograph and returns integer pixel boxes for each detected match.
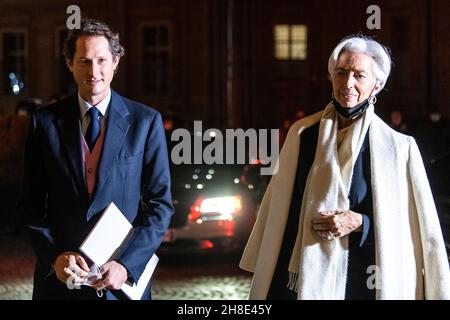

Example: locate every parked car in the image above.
[158,162,267,255]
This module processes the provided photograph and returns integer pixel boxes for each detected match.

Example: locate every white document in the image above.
[122,253,159,300]
[80,202,158,300]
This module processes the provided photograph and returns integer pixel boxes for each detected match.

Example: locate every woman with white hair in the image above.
[240,35,450,299]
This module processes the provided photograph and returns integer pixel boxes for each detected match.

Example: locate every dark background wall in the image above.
[0,0,448,129]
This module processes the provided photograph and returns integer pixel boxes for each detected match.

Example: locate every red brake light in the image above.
[188,198,203,222]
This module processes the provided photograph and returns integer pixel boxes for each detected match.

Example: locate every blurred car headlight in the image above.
[189,196,242,222]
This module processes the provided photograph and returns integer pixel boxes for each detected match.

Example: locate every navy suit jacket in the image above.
[18,90,174,300]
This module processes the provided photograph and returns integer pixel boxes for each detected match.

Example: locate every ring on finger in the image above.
[326,230,335,241]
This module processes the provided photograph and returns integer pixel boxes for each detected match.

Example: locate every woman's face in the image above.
[331,51,380,108]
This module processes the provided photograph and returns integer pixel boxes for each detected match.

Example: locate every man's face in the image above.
[331,51,380,108]
[68,35,119,105]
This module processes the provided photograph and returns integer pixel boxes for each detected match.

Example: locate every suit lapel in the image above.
[94,90,130,201]
[55,94,87,195]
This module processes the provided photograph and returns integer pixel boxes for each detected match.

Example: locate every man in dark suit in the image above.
[18,18,173,300]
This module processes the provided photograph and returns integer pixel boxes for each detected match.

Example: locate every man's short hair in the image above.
[63,18,125,64]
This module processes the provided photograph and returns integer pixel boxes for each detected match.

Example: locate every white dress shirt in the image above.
[78,89,111,136]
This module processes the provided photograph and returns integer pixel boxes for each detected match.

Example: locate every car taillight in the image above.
[189,198,203,222]
[188,196,242,222]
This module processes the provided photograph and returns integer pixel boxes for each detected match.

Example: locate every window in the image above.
[274,24,307,61]
[1,31,27,95]
[142,24,171,94]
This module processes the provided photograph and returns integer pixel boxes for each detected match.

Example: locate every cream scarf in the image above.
[287,102,374,299]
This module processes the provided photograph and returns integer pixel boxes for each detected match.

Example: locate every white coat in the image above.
[240,110,450,299]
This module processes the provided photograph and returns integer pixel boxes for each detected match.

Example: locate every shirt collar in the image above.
[78,89,111,119]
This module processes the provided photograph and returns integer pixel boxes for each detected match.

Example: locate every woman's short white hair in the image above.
[328,35,392,89]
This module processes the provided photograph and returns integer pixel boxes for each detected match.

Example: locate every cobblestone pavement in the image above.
[153,275,251,300]
[0,234,251,300]
[152,254,251,300]
[0,234,34,300]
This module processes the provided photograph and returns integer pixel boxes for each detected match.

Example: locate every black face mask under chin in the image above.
[333,98,371,120]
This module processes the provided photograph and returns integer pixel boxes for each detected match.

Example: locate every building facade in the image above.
[0,0,449,129]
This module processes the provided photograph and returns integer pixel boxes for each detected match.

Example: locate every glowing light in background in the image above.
[8,72,24,95]
[12,84,20,94]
